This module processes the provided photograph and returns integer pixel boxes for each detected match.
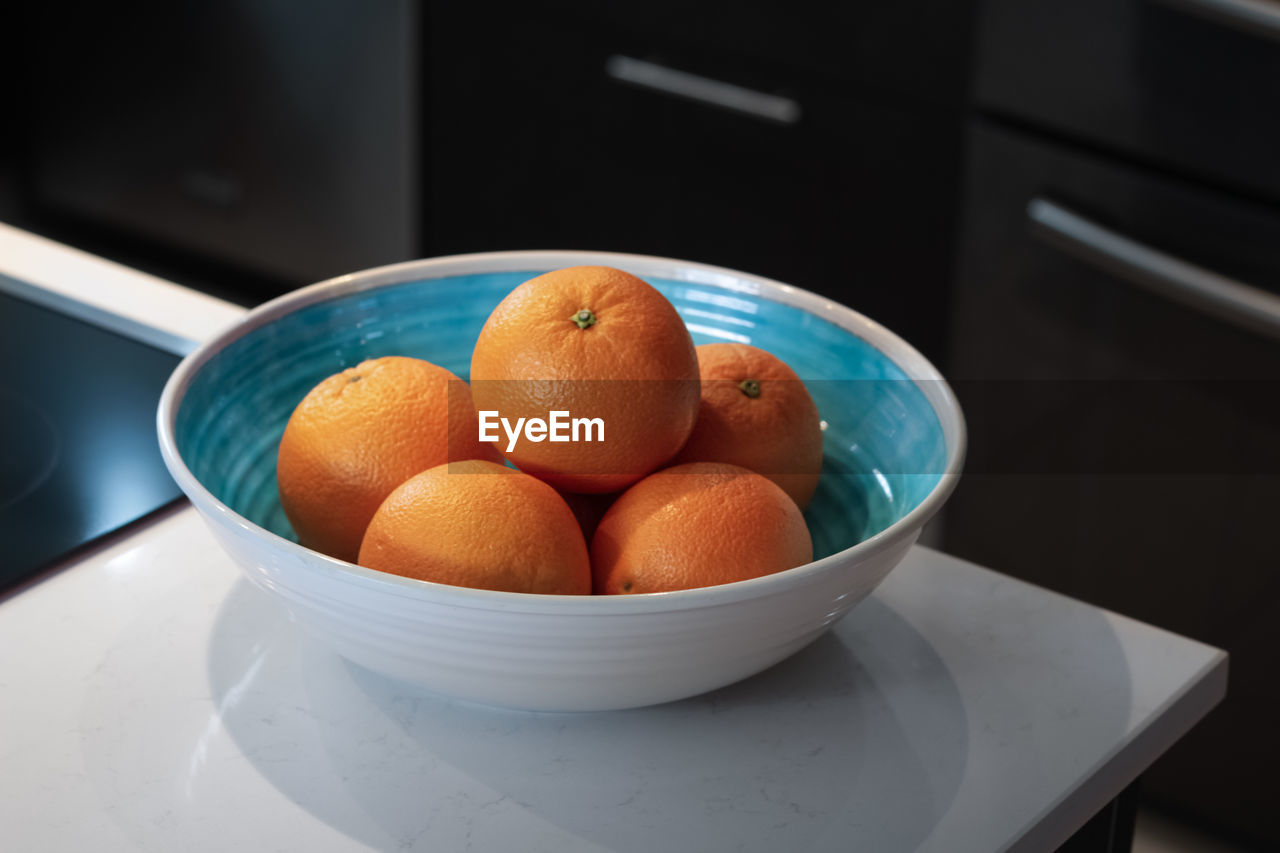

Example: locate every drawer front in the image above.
[975,0,1280,204]
[944,119,1280,843]
[426,7,966,363]
[534,0,975,107]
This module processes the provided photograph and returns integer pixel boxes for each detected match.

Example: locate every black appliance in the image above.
[946,0,1280,846]
[0,283,183,592]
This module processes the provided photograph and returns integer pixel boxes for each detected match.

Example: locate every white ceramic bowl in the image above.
[158,251,965,711]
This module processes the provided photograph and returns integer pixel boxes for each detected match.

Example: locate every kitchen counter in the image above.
[0,223,1227,852]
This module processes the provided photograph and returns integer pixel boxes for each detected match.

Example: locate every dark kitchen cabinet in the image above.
[15,3,973,365]
[423,4,969,365]
[944,118,1280,846]
[963,3,1280,843]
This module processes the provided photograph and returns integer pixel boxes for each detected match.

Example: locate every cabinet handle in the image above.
[1153,0,1280,43]
[1027,197,1280,340]
[604,55,801,125]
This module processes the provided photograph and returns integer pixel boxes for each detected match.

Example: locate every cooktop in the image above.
[0,287,183,591]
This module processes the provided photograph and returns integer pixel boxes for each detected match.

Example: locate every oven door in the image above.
[944,119,1280,842]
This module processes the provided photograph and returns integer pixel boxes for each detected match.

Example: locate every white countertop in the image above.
[0,223,1228,852]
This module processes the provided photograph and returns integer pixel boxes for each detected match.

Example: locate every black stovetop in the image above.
[0,288,182,591]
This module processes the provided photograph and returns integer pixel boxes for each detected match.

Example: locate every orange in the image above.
[671,343,823,509]
[358,459,590,594]
[276,356,498,563]
[470,266,700,494]
[591,462,813,594]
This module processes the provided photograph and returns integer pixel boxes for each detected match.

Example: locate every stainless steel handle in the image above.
[1027,197,1280,340]
[604,55,801,125]
[1153,0,1280,43]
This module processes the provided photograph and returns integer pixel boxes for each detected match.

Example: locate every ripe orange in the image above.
[358,459,590,594]
[470,266,700,494]
[591,462,813,594]
[671,343,823,509]
[276,356,499,563]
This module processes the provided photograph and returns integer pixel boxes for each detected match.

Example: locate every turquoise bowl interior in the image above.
[174,270,948,561]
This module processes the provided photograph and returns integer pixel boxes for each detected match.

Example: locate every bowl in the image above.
[157,250,965,712]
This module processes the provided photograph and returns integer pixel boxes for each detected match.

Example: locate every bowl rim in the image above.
[157,249,966,615]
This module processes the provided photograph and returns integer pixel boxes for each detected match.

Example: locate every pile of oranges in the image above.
[276,266,823,595]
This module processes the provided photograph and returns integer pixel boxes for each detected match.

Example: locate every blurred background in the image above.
[3,2,1280,850]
